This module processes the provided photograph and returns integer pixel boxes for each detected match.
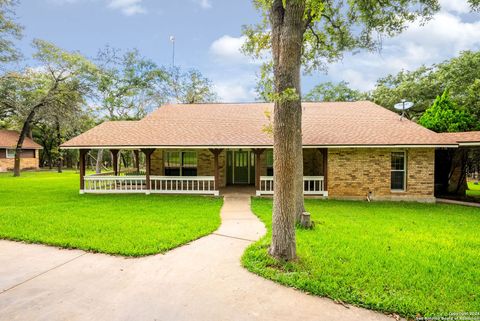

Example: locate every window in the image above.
[266,150,274,176]
[164,151,197,176]
[391,151,406,191]
[6,149,15,159]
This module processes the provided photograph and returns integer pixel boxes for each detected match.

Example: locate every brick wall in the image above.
[327,148,435,202]
[197,149,227,187]
[149,149,227,187]
[0,157,39,172]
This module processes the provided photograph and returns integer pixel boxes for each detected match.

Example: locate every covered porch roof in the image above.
[61,102,457,149]
[439,131,480,147]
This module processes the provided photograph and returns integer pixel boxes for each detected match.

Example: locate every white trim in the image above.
[458,142,480,147]
[256,176,327,196]
[61,144,459,150]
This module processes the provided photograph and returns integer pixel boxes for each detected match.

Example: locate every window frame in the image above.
[164,150,198,176]
[6,149,15,159]
[265,149,274,176]
[390,151,407,192]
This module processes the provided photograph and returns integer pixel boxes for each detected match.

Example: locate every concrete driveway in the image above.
[0,190,395,321]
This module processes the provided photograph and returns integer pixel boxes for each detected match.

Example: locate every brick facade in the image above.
[328,148,435,202]
[0,149,40,172]
[149,147,435,201]
[150,149,227,187]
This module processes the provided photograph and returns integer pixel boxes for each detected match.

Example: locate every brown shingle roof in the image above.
[438,131,480,146]
[61,101,457,148]
[0,130,42,149]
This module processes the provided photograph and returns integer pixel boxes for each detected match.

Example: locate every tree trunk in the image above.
[55,117,63,173]
[13,111,37,176]
[268,0,306,260]
[96,149,103,174]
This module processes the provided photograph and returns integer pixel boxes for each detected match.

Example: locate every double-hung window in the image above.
[391,151,406,191]
[164,151,197,176]
[6,149,15,158]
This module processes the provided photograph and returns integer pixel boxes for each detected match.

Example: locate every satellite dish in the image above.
[169,35,175,42]
[394,100,414,120]
[394,101,414,111]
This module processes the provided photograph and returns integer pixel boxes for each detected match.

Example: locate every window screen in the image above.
[391,151,406,191]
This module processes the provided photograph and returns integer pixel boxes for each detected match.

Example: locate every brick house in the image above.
[62,101,465,202]
[0,130,42,172]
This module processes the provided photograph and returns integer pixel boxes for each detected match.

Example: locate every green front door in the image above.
[234,150,249,184]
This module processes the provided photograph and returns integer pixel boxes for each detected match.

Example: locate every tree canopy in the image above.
[0,0,22,64]
[418,90,478,133]
[305,81,365,102]
[371,51,480,120]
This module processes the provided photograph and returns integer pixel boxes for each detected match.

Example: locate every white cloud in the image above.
[107,0,146,15]
[193,0,212,9]
[210,35,248,62]
[326,10,480,92]
[439,0,471,14]
[215,83,254,102]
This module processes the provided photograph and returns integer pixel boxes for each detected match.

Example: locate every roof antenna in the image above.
[169,35,176,68]
[394,99,414,121]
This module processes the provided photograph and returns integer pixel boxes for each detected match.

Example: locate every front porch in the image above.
[78,148,328,196]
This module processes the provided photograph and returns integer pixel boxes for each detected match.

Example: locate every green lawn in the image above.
[243,198,480,318]
[0,171,223,256]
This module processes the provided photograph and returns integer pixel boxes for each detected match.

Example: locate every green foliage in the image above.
[0,171,223,256]
[93,46,165,120]
[418,90,478,133]
[0,39,97,123]
[243,198,480,318]
[305,81,365,101]
[371,51,480,120]
[0,0,22,64]
[245,0,440,73]
[161,66,218,104]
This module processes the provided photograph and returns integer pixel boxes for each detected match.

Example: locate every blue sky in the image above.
[15,0,480,102]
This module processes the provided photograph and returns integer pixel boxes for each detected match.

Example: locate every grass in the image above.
[243,198,480,318]
[467,181,480,198]
[0,171,223,256]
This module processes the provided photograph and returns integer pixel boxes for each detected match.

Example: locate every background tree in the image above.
[162,67,218,104]
[0,39,96,176]
[371,51,480,120]
[0,0,22,65]
[305,81,364,102]
[92,47,166,173]
[244,0,440,260]
[418,90,478,133]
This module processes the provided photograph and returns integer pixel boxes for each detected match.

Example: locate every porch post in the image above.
[134,150,140,173]
[110,149,119,176]
[252,149,265,189]
[142,149,155,194]
[209,149,223,190]
[320,148,328,191]
[79,149,89,194]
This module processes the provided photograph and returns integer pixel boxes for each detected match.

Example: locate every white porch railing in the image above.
[82,175,218,196]
[150,176,218,196]
[256,176,328,197]
[84,176,147,193]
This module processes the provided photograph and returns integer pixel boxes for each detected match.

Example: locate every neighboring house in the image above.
[0,130,42,172]
[62,101,473,202]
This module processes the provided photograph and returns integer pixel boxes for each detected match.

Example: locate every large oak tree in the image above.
[0,40,96,176]
[244,0,440,260]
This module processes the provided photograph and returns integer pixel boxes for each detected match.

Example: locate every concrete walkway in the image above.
[0,189,395,321]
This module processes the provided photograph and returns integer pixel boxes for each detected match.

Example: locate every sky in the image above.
[13,0,480,102]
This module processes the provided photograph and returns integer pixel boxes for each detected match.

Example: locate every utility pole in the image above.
[170,35,175,68]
